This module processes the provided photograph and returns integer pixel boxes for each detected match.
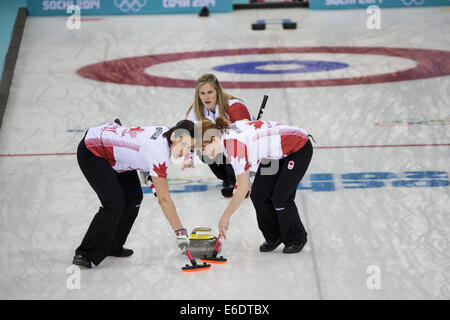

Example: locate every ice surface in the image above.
[0,7,449,299]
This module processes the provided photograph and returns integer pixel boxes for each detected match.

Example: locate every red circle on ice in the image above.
[76,47,450,88]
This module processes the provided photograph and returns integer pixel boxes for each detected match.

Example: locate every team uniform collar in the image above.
[203,104,219,119]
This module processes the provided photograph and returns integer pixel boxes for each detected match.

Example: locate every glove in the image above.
[175,228,189,251]
[139,171,157,197]
[139,171,151,185]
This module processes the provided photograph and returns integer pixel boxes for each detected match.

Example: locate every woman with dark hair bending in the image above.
[73,120,195,268]
[197,117,313,254]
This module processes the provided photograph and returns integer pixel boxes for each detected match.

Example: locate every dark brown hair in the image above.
[163,120,195,147]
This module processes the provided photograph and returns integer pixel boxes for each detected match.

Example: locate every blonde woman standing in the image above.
[184,74,252,197]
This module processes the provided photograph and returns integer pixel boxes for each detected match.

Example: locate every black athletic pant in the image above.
[75,137,143,265]
[196,150,236,186]
[250,140,313,246]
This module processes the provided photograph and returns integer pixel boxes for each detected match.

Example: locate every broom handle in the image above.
[256,95,268,120]
[186,249,197,266]
[213,235,222,254]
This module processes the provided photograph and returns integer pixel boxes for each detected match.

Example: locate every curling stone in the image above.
[252,23,266,31]
[187,227,222,258]
[282,21,297,30]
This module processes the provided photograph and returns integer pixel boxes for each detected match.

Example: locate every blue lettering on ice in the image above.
[142,171,449,194]
[298,173,337,192]
[142,184,208,194]
[298,171,449,191]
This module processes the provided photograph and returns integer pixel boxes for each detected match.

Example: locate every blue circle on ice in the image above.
[212,60,349,74]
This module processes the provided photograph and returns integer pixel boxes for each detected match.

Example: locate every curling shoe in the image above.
[221,184,234,198]
[72,254,92,269]
[259,239,282,252]
[109,248,134,257]
[283,237,308,254]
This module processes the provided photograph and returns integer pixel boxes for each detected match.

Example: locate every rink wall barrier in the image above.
[0,8,27,129]
[233,1,308,9]
[309,0,450,10]
[27,0,233,16]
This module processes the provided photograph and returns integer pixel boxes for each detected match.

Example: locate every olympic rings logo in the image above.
[400,0,425,6]
[114,0,147,12]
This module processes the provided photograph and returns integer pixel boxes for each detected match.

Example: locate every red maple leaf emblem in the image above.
[153,162,168,178]
[248,121,264,129]
[127,126,145,138]
[224,139,250,171]
[105,126,118,134]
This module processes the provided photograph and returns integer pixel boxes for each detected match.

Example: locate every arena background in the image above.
[0,0,449,302]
